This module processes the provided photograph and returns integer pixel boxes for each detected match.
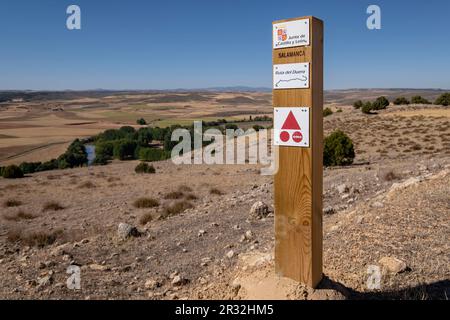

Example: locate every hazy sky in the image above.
[0,0,449,90]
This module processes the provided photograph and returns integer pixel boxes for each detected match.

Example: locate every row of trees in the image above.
[0,139,88,179]
[354,93,449,114]
[353,96,390,114]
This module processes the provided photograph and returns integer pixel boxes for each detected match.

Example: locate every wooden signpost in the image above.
[273,16,324,288]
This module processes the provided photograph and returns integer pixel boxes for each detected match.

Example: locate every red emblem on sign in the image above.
[280,111,303,144]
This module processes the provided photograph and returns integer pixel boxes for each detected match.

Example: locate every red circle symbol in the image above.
[280,131,290,142]
[292,131,303,143]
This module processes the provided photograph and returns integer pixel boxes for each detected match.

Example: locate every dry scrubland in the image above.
[0,89,449,299]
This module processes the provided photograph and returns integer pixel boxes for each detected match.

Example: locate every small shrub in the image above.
[2,165,24,179]
[323,107,333,117]
[252,124,264,132]
[434,93,450,106]
[323,130,355,166]
[361,102,373,114]
[139,148,170,162]
[178,185,192,192]
[7,229,63,248]
[383,170,400,181]
[336,108,343,113]
[411,96,431,104]
[209,188,223,195]
[78,181,95,188]
[133,197,160,208]
[164,191,184,200]
[353,100,363,109]
[394,97,410,105]
[139,212,153,225]
[3,199,22,207]
[162,200,194,217]
[135,162,155,174]
[184,193,198,200]
[42,201,65,212]
[3,211,36,221]
[372,96,390,110]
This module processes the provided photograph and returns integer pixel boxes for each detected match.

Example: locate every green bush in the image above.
[372,96,389,110]
[323,107,333,117]
[353,100,363,109]
[361,102,373,114]
[95,141,114,159]
[323,130,355,166]
[135,162,155,174]
[57,139,88,168]
[113,140,137,160]
[36,159,59,172]
[252,124,264,131]
[434,93,450,106]
[411,95,431,104]
[135,127,153,146]
[139,148,170,162]
[2,165,24,179]
[19,162,41,174]
[394,97,410,105]
[136,118,147,125]
[93,155,109,166]
[119,126,136,135]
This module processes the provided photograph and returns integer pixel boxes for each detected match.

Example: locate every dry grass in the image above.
[164,191,184,200]
[7,229,64,248]
[78,181,96,188]
[133,197,160,208]
[3,199,22,207]
[177,185,193,193]
[139,212,154,225]
[209,188,224,195]
[383,170,400,181]
[162,200,194,218]
[42,201,65,212]
[184,193,198,200]
[3,211,36,221]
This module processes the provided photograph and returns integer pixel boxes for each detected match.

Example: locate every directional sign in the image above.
[273,63,309,89]
[274,107,310,147]
[273,19,310,49]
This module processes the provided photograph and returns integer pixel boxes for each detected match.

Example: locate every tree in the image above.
[434,93,450,106]
[323,130,355,166]
[393,97,410,105]
[58,139,88,168]
[136,118,147,125]
[353,100,363,109]
[411,95,431,104]
[113,140,137,160]
[2,165,24,179]
[136,127,153,146]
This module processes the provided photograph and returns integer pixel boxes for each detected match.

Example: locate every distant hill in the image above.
[0,88,447,104]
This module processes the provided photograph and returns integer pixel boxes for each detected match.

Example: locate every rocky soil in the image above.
[0,105,449,300]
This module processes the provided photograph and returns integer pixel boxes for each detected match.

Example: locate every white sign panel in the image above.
[273,63,309,89]
[274,107,310,147]
[273,19,310,49]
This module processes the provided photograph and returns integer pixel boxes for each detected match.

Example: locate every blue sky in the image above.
[0,0,449,90]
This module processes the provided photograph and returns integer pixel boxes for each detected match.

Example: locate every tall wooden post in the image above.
[273,16,324,288]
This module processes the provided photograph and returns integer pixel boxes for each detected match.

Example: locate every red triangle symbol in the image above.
[281,111,301,130]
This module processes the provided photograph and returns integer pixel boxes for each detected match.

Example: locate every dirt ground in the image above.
[0,94,449,300]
